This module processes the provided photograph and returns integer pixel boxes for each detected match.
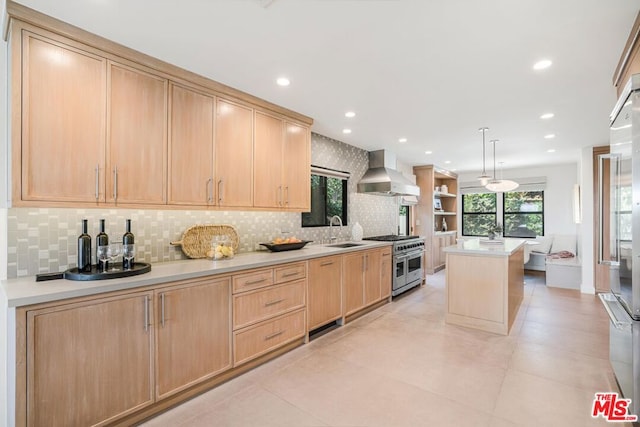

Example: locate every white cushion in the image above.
[550,234,576,254]
[532,235,553,254]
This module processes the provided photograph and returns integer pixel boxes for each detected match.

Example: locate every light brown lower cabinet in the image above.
[26,291,155,427]
[307,255,343,330]
[155,277,231,399]
[343,247,390,316]
[380,248,393,299]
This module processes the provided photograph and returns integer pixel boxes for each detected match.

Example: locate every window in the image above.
[302,169,348,227]
[503,191,544,238]
[462,193,497,236]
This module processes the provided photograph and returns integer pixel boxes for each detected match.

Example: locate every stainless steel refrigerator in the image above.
[600,73,640,419]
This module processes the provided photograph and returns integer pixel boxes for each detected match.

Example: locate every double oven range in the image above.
[363,235,425,296]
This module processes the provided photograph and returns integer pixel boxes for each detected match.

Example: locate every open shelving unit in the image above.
[413,165,458,274]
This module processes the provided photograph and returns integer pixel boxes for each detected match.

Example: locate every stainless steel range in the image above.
[363,235,425,296]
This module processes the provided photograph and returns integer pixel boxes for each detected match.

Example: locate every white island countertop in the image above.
[1,240,392,308]
[443,238,526,257]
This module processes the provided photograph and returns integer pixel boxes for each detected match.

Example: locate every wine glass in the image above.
[122,243,135,269]
[97,245,110,273]
[107,242,122,271]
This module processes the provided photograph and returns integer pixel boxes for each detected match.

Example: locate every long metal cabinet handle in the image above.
[264,298,284,307]
[245,278,266,285]
[284,186,289,206]
[598,154,614,265]
[207,178,213,203]
[95,164,99,201]
[161,293,166,327]
[144,295,149,332]
[278,186,283,206]
[218,179,224,204]
[598,293,632,329]
[113,166,118,202]
[282,271,299,278]
[264,330,284,340]
[320,261,334,266]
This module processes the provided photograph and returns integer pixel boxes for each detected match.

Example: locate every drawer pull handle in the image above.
[281,271,299,278]
[320,261,334,266]
[264,330,284,340]
[382,253,391,257]
[265,298,284,307]
[245,278,267,285]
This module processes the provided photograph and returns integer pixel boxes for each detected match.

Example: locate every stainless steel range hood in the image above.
[357,150,420,197]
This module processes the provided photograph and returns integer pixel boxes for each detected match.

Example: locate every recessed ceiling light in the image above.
[342,128,352,134]
[547,149,556,153]
[444,160,451,164]
[544,134,556,139]
[276,77,290,86]
[540,113,554,119]
[345,111,356,118]
[425,151,433,155]
[398,138,407,143]
[533,59,552,70]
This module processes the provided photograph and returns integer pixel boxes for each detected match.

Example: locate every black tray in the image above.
[259,241,312,252]
[36,262,151,282]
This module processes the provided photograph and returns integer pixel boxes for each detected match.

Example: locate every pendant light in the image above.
[485,140,519,192]
[477,127,491,185]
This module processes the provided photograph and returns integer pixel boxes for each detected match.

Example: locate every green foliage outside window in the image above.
[302,174,347,227]
[503,191,544,238]
[462,193,497,236]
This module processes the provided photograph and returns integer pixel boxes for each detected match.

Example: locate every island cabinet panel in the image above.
[215,98,254,207]
[308,255,343,330]
[107,62,168,205]
[21,31,107,203]
[168,84,215,206]
[26,291,154,427]
[155,277,231,399]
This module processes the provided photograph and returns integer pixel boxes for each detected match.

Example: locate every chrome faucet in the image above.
[328,215,343,243]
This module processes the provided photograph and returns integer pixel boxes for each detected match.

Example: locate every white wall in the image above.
[457,162,579,237]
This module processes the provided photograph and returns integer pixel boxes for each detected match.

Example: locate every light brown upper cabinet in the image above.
[254,111,310,210]
[9,13,312,209]
[168,89,253,208]
[215,99,253,207]
[20,32,107,203]
[168,84,215,206]
[107,62,168,205]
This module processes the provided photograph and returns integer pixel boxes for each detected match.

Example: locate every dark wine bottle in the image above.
[96,219,109,271]
[77,219,92,273]
[122,219,135,269]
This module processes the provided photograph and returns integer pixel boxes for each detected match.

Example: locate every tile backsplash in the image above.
[6,133,399,278]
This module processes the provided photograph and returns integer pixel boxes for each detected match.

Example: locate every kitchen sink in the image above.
[326,242,364,248]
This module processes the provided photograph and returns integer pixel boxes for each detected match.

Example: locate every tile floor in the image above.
[142,271,630,427]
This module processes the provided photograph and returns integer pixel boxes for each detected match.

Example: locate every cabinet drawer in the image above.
[233,309,306,366]
[232,269,274,294]
[274,262,306,284]
[233,280,306,330]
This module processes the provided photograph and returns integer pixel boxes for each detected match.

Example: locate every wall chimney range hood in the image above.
[357,150,420,197]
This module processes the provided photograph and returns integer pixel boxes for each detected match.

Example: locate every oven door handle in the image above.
[404,250,424,258]
[394,254,409,262]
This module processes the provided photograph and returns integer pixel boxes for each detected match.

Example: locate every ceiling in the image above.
[11,0,640,173]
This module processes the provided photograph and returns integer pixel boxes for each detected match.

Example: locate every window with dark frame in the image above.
[503,191,544,238]
[302,173,348,227]
[462,193,497,236]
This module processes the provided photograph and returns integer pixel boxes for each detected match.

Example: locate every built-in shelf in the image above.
[434,191,456,198]
[434,211,456,215]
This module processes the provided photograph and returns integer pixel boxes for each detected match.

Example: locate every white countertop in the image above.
[1,241,392,308]
[443,238,526,257]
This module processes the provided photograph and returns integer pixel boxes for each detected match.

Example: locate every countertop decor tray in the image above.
[259,241,312,252]
[36,262,152,282]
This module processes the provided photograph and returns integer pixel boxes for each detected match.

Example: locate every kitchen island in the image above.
[443,238,525,335]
